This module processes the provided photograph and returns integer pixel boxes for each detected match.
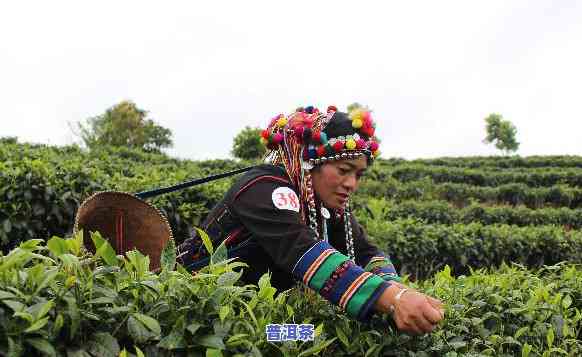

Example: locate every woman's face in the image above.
[310,156,368,210]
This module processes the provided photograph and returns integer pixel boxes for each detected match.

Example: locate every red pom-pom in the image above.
[303,118,313,128]
[362,117,372,129]
[369,141,379,152]
[356,138,366,149]
[327,105,338,113]
[333,141,344,152]
[312,131,321,143]
[362,126,375,137]
[317,145,326,157]
[261,129,270,139]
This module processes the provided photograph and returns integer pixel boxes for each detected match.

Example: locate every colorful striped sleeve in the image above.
[292,240,393,322]
[361,253,401,283]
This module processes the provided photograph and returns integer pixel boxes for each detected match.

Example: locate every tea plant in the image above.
[1,235,581,356]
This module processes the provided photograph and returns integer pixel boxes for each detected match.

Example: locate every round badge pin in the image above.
[321,207,330,219]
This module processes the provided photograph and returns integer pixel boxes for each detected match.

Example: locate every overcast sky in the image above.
[1,1,580,161]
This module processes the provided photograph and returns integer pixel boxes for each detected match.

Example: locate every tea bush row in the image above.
[380,155,582,169]
[356,198,582,228]
[0,236,580,356]
[362,218,582,279]
[386,164,582,188]
[359,178,582,209]
[0,143,246,251]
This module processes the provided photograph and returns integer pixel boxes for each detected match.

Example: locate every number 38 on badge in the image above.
[271,187,300,212]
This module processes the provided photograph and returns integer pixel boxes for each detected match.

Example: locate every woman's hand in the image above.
[375,284,445,335]
[393,290,444,334]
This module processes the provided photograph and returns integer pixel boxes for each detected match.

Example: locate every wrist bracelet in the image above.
[388,288,409,315]
[395,288,409,302]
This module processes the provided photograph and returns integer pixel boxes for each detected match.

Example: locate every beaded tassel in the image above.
[304,171,320,239]
[321,211,329,243]
[343,200,355,261]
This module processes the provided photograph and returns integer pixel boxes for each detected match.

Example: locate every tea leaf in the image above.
[25,316,49,333]
[521,343,532,357]
[217,271,241,286]
[0,290,18,299]
[14,311,34,323]
[87,296,116,305]
[65,296,80,339]
[211,240,228,266]
[187,322,202,335]
[161,238,176,273]
[91,232,118,266]
[26,337,57,357]
[135,346,145,357]
[52,314,64,337]
[128,315,154,344]
[30,300,54,320]
[239,301,258,329]
[157,331,186,350]
[562,295,572,309]
[335,326,350,348]
[34,268,58,295]
[297,337,337,357]
[195,227,213,256]
[198,335,226,350]
[315,323,323,338]
[19,239,43,251]
[132,313,161,336]
[206,349,224,357]
[86,332,120,357]
[4,299,25,313]
[60,254,80,270]
[219,305,229,321]
[65,275,77,289]
[47,236,68,257]
[66,232,84,256]
[546,327,554,348]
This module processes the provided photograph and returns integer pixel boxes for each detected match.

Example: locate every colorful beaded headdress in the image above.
[260,105,380,166]
[259,105,380,260]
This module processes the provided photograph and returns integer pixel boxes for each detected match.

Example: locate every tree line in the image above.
[64,100,521,160]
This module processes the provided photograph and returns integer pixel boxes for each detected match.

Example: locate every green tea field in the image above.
[1,139,580,356]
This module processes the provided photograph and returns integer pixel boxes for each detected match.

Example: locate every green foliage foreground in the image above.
[0,236,580,356]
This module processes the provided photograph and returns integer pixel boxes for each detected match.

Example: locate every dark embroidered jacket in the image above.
[177,164,400,321]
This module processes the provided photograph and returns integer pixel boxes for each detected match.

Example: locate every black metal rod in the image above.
[135,166,255,199]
